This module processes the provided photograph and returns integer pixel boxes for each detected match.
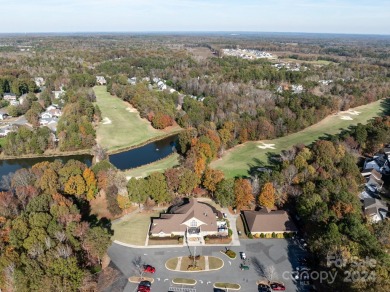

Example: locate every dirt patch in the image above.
[90,191,135,220]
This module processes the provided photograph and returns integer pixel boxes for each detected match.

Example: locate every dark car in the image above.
[258,284,272,292]
[143,265,156,273]
[270,282,286,291]
[137,286,150,292]
[139,280,152,287]
[214,289,227,292]
[240,263,249,270]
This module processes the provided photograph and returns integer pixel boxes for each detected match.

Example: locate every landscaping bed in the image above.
[166,256,224,271]
[172,278,197,285]
[221,249,236,259]
[148,235,183,245]
[204,235,232,244]
[214,282,241,290]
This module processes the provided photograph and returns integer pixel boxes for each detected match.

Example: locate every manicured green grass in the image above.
[111,212,159,246]
[0,137,5,148]
[94,86,181,152]
[211,99,384,178]
[123,153,180,178]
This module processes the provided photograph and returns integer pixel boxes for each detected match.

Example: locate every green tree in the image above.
[215,178,235,207]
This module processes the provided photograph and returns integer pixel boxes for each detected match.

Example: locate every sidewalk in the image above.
[223,208,241,246]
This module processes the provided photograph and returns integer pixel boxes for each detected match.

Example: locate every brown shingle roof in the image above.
[243,209,297,233]
[150,199,218,234]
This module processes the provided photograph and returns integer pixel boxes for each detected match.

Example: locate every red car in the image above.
[143,265,156,273]
[270,282,286,291]
[137,286,150,292]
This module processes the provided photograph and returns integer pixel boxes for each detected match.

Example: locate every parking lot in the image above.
[108,238,310,292]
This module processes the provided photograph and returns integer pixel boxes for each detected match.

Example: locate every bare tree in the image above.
[264,265,277,282]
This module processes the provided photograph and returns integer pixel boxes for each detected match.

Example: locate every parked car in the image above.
[258,284,272,292]
[139,280,151,287]
[240,252,247,260]
[214,289,227,292]
[143,265,156,273]
[137,286,150,292]
[240,263,249,270]
[223,212,227,218]
[270,282,286,291]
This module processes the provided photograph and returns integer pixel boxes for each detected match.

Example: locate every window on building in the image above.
[190,220,197,227]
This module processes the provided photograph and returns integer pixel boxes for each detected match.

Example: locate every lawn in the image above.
[165,258,179,270]
[94,86,181,153]
[172,278,196,285]
[214,282,241,290]
[0,137,5,148]
[211,99,384,178]
[122,153,180,178]
[111,211,159,246]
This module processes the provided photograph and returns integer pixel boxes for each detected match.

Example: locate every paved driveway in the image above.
[108,238,309,292]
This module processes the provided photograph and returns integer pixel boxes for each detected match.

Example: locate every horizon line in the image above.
[0,31,389,37]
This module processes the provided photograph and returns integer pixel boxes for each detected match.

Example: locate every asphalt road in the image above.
[108,238,310,292]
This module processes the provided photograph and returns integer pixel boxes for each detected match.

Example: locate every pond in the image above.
[0,135,177,178]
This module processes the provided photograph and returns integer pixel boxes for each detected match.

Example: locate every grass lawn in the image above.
[111,211,159,246]
[122,153,180,178]
[208,257,224,270]
[0,137,5,148]
[94,86,181,153]
[165,258,179,270]
[211,99,384,178]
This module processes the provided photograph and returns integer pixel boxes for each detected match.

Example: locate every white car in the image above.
[240,252,247,260]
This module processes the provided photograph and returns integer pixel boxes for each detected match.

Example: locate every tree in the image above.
[64,175,86,196]
[146,172,171,204]
[258,182,276,208]
[83,168,97,201]
[215,178,235,207]
[127,178,147,206]
[83,227,111,264]
[234,178,253,210]
[164,168,181,194]
[178,168,199,195]
[203,168,224,195]
[38,168,59,194]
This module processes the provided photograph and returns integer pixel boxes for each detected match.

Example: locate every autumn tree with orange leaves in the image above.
[258,182,276,208]
[234,178,253,211]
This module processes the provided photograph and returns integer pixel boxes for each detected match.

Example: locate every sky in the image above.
[1,0,389,34]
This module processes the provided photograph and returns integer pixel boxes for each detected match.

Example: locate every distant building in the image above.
[96,76,107,85]
[34,77,45,87]
[3,93,17,101]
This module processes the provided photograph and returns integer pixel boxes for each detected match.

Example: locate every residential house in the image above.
[364,154,390,173]
[0,113,9,120]
[150,198,222,243]
[242,208,297,237]
[157,80,167,90]
[128,77,137,85]
[363,198,388,223]
[0,124,15,137]
[3,93,17,101]
[291,84,304,94]
[34,77,45,87]
[96,76,107,85]
[52,87,65,100]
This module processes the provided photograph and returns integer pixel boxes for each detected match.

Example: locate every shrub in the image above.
[228,228,233,237]
[248,233,253,239]
[265,233,272,239]
[276,233,284,239]
[225,249,236,259]
[254,233,260,238]
[204,236,210,242]
[260,233,265,238]
[271,232,276,238]
[178,237,183,243]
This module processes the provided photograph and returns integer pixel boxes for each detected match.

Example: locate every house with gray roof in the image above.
[363,198,388,223]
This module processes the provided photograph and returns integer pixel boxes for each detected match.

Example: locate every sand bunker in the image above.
[258,143,276,150]
[102,117,112,124]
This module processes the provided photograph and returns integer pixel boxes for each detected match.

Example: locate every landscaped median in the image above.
[128,276,154,284]
[165,256,224,272]
[172,278,197,285]
[220,249,237,259]
[214,282,241,290]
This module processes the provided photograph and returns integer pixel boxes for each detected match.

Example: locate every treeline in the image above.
[108,82,177,129]
[57,89,100,151]
[0,159,111,291]
[0,69,38,97]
